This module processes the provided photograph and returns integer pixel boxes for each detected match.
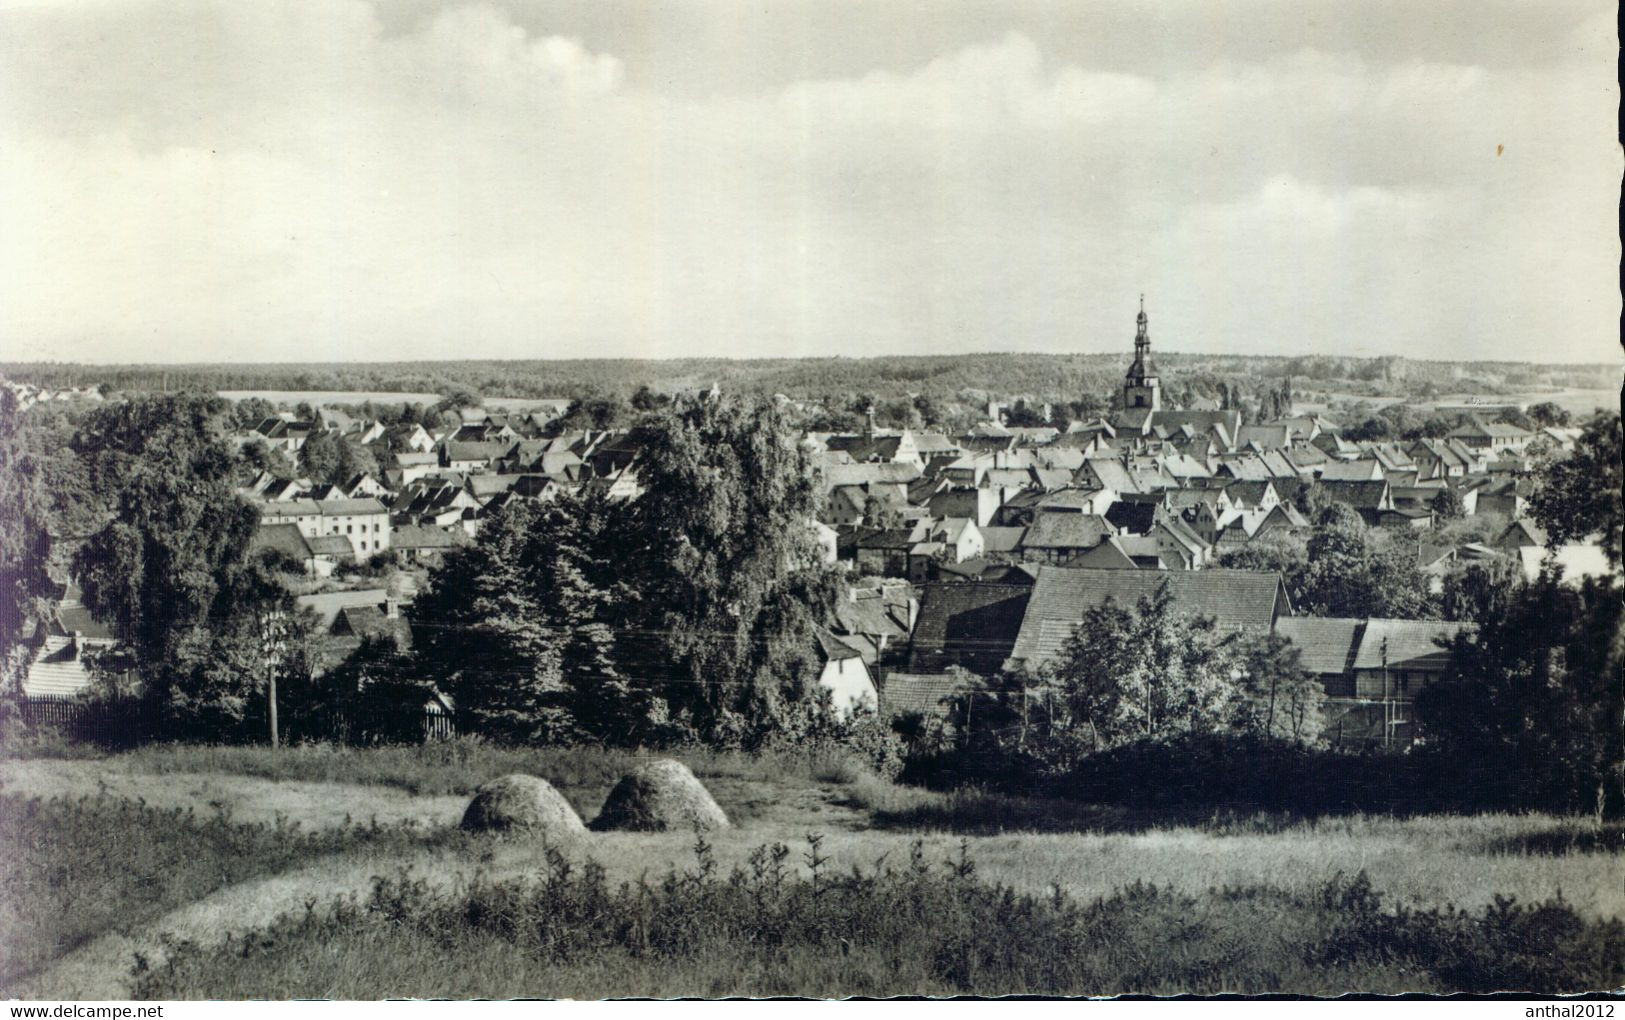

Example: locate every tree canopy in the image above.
[1527,411,1622,569]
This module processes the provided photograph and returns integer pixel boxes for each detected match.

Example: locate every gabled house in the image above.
[1006,566,1291,673]
[1020,513,1115,564]
[909,582,1033,675]
[813,629,878,718]
[1448,418,1532,453]
[21,586,128,699]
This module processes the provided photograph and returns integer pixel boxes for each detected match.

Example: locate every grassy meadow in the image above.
[1,738,1621,997]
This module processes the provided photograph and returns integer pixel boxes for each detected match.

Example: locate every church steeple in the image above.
[1123,294,1161,411]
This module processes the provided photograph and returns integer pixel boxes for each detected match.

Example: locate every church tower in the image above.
[1122,295,1161,411]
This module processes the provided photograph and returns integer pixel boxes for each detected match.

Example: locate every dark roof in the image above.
[1353,619,1474,671]
[1321,480,1389,509]
[978,526,1027,553]
[252,523,312,561]
[1104,499,1157,535]
[815,627,864,661]
[1009,566,1289,668]
[856,527,919,551]
[443,440,517,462]
[392,524,468,550]
[1071,536,1139,569]
[1022,512,1113,550]
[314,498,388,516]
[1223,481,1274,508]
[882,672,975,719]
[909,582,1032,674]
[1275,617,1363,676]
[306,535,356,558]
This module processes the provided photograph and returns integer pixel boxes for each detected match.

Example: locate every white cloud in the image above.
[0,1,1617,364]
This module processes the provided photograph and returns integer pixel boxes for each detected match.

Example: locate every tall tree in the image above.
[618,395,839,745]
[1417,572,1624,816]
[1526,411,1622,569]
[0,393,56,695]
[412,494,631,743]
[1297,504,1434,618]
[1039,584,1243,756]
[70,394,268,734]
[1228,629,1324,744]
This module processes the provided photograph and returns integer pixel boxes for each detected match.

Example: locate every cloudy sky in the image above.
[1,0,1618,364]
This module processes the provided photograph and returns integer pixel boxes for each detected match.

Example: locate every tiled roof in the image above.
[252,523,312,562]
[909,582,1032,674]
[1353,619,1475,671]
[881,671,975,719]
[1275,617,1363,675]
[1320,459,1383,482]
[314,498,388,516]
[306,535,356,557]
[392,524,468,550]
[1022,512,1113,550]
[1009,566,1288,667]
[1321,480,1389,509]
[819,462,922,491]
[979,526,1027,553]
[1223,481,1275,508]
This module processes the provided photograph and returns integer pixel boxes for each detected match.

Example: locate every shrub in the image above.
[129,843,1625,998]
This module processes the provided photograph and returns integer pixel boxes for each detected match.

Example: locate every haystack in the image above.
[460,774,585,835]
[590,759,730,832]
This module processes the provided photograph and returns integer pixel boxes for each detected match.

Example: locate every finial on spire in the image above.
[1140,293,1145,313]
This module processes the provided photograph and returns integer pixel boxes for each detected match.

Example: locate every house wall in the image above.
[818,658,877,718]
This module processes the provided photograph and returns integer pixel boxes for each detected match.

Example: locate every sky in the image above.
[0,0,1619,365]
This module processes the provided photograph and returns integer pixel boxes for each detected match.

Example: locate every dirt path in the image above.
[11,841,559,999]
[0,758,468,829]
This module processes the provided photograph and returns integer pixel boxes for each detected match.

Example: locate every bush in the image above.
[129,842,1624,998]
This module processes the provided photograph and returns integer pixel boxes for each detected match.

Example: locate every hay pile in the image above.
[460,774,585,835]
[590,759,731,832]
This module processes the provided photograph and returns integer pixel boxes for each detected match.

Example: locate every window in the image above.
[347,525,353,534]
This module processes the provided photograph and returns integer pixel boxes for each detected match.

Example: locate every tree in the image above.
[555,392,626,432]
[1228,630,1324,744]
[70,394,270,735]
[1039,584,1242,756]
[912,393,945,427]
[1526,411,1622,569]
[412,494,631,744]
[630,385,669,412]
[617,395,841,745]
[1417,572,1624,816]
[1437,557,1522,623]
[1297,504,1434,618]
[1431,486,1465,521]
[299,429,341,484]
[1527,401,1572,428]
[0,393,56,696]
[227,397,278,431]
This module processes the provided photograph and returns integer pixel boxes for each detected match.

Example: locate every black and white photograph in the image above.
[0,0,1620,1003]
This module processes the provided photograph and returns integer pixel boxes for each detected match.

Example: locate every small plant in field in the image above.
[122,839,1625,1000]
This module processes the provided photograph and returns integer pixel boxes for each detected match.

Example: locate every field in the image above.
[217,390,566,411]
[1,740,1620,998]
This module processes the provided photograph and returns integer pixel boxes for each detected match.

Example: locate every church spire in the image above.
[1122,294,1161,411]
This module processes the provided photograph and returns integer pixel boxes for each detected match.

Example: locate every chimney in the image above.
[385,597,399,619]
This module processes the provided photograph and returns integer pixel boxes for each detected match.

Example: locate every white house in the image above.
[814,630,878,718]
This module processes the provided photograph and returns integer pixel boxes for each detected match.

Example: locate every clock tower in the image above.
[1122,295,1161,411]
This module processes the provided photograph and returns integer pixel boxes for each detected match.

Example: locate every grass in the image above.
[3,741,1622,996]
[2,737,861,825]
[0,794,469,987]
[128,837,1625,998]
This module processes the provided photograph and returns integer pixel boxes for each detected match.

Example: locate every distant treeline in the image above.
[1,354,1614,409]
